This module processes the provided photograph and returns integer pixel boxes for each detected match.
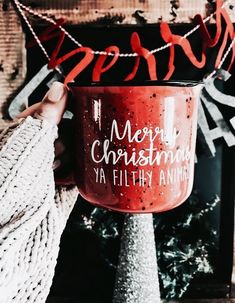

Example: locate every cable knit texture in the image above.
[0,116,79,302]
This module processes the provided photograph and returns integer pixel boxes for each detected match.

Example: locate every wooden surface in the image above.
[21,0,210,24]
[0,0,26,126]
[19,0,235,24]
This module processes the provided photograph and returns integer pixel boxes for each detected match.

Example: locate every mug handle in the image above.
[54,90,77,186]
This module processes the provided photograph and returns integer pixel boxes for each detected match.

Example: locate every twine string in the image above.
[14,0,50,61]
[13,0,234,79]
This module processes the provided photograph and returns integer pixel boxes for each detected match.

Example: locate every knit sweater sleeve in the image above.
[0,117,79,303]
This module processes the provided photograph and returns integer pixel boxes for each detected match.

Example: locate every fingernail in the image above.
[52,159,61,170]
[47,82,65,102]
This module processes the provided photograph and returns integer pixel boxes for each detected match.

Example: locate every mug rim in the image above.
[68,80,202,88]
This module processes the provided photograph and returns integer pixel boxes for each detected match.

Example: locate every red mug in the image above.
[69,81,202,213]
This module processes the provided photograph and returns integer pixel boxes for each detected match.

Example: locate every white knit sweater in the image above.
[0,116,79,302]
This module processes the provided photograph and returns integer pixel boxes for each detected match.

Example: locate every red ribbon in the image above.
[92,46,119,81]
[124,32,157,80]
[194,0,235,71]
[160,22,175,80]
[26,18,65,49]
[63,48,94,85]
[161,22,206,70]
[26,0,235,83]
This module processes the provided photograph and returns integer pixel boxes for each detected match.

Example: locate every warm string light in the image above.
[197,195,220,216]
[13,0,234,79]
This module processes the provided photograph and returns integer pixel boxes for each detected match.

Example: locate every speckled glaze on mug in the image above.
[69,81,202,213]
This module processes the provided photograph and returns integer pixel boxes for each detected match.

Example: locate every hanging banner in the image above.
[9,0,235,157]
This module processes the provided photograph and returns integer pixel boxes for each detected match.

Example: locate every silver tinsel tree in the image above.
[113,214,161,303]
[75,192,220,300]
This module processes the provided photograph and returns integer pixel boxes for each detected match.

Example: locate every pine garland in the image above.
[75,192,220,299]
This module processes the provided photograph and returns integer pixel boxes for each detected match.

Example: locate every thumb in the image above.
[34,82,68,125]
[17,82,68,125]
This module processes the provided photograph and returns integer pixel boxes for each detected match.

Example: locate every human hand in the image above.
[18,81,75,183]
[18,81,67,125]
